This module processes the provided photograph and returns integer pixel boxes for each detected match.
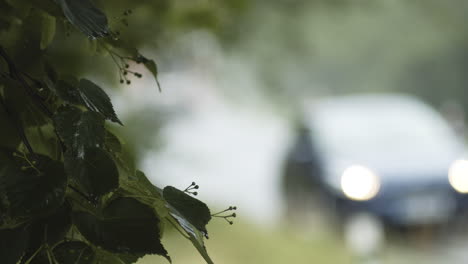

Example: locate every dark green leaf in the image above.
[53,80,84,105]
[23,203,72,262]
[29,202,71,246]
[3,80,49,128]
[53,241,95,264]
[93,249,142,264]
[42,60,58,85]
[54,105,105,158]
[120,170,168,218]
[65,147,119,197]
[78,79,122,125]
[0,153,67,218]
[40,11,55,50]
[166,211,214,264]
[163,186,211,236]
[137,55,161,91]
[55,0,109,38]
[73,197,170,261]
[0,225,28,264]
[124,170,163,199]
[105,129,121,153]
[0,100,21,149]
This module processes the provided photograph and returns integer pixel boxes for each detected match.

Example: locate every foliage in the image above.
[0,0,242,263]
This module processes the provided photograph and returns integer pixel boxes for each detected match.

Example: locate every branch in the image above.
[68,184,98,205]
[0,94,35,156]
[0,45,53,118]
[0,46,67,152]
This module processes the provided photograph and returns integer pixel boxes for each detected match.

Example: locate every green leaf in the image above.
[65,147,119,198]
[53,80,84,105]
[93,248,141,264]
[23,203,72,262]
[162,186,214,264]
[54,105,105,158]
[30,202,71,245]
[120,170,168,219]
[136,55,161,91]
[166,211,214,264]
[24,124,60,159]
[55,0,109,38]
[78,79,122,125]
[104,129,121,153]
[73,197,170,261]
[0,153,67,218]
[0,97,21,149]
[163,186,211,236]
[0,225,28,264]
[40,11,55,50]
[2,80,49,128]
[53,241,95,264]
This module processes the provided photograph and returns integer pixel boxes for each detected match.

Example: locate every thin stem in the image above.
[68,184,96,205]
[23,245,44,264]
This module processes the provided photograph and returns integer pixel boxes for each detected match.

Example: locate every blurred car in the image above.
[282,94,468,236]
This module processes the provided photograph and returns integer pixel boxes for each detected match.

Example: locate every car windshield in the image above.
[309,97,460,159]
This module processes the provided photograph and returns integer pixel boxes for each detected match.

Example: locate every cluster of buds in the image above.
[212,206,237,225]
[110,9,133,39]
[108,50,143,85]
[184,182,199,196]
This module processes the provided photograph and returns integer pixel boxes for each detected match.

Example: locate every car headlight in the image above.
[341,165,380,201]
[448,159,468,193]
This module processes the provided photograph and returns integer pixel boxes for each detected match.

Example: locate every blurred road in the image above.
[383,232,468,263]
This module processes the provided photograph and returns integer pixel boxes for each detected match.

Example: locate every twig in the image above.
[68,184,97,205]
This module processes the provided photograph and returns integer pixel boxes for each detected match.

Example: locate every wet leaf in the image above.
[53,80,84,105]
[105,129,121,153]
[163,186,211,236]
[93,248,142,264]
[53,241,95,264]
[0,153,67,218]
[65,147,119,197]
[55,0,109,38]
[73,197,170,261]
[23,203,72,262]
[162,186,213,264]
[166,210,214,264]
[120,170,168,218]
[54,105,105,158]
[78,79,122,125]
[0,225,28,264]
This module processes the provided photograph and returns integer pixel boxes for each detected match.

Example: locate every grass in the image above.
[137,220,353,264]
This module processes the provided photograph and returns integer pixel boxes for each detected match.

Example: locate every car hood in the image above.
[321,146,465,193]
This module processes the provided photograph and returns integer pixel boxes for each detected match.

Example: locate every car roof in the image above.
[303,93,428,118]
[300,93,465,183]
